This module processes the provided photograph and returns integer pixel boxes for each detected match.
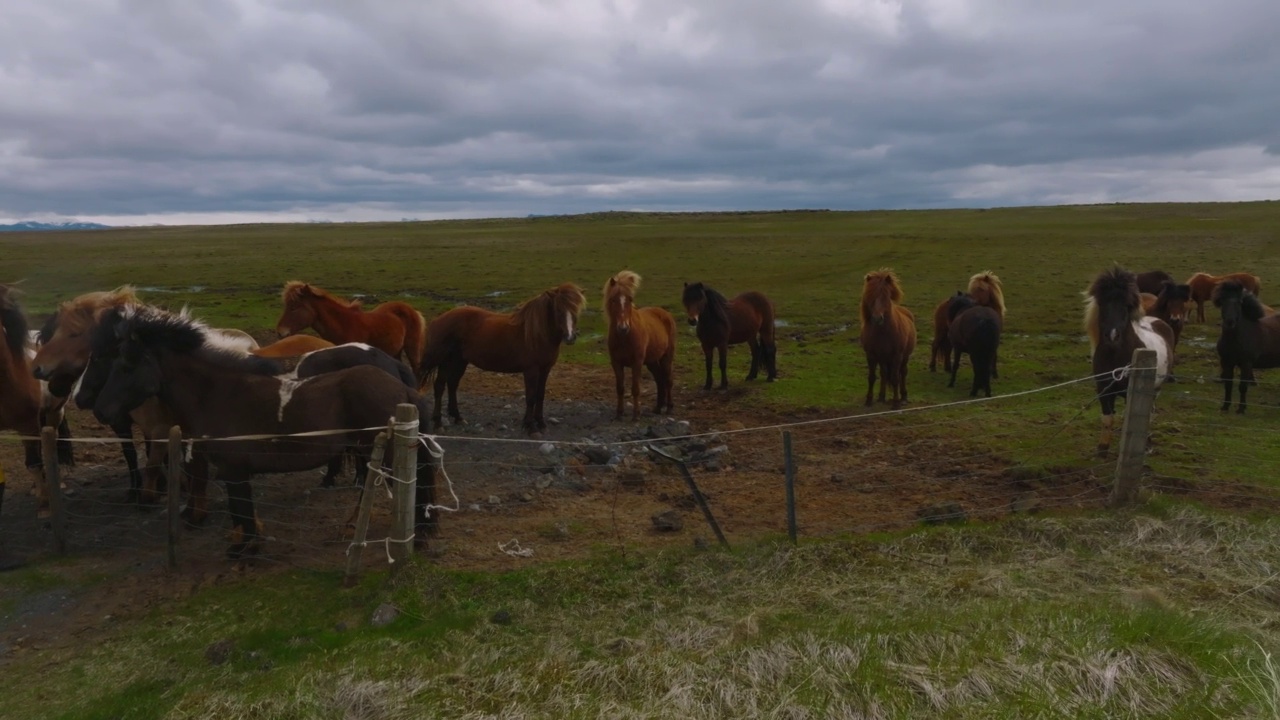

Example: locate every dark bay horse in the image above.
[0,285,47,518]
[1140,281,1192,348]
[604,271,676,420]
[1187,271,1262,323]
[418,283,586,434]
[1085,268,1174,456]
[929,271,1005,375]
[1213,280,1280,413]
[680,282,776,390]
[1135,270,1175,296]
[276,282,427,375]
[80,308,437,559]
[946,294,1001,398]
[860,269,917,409]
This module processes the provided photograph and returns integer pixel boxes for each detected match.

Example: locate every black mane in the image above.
[1088,267,1139,307]
[1214,280,1267,322]
[94,306,282,376]
[0,286,29,359]
[946,292,975,321]
[683,282,730,327]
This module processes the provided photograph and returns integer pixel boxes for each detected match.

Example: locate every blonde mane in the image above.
[967,271,1005,318]
[281,281,361,309]
[54,285,139,337]
[603,270,642,318]
[860,269,903,325]
[514,283,586,345]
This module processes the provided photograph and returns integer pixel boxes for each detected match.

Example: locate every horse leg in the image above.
[702,344,714,391]
[898,357,910,407]
[431,373,447,430]
[1220,364,1234,412]
[224,470,261,560]
[111,419,144,505]
[864,352,877,406]
[23,440,49,520]
[54,412,74,467]
[521,368,540,434]
[1097,393,1116,458]
[929,337,940,373]
[765,341,778,381]
[630,360,644,421]
[535,366,551,431]
[948,348,960,388]
[320,455,343,488]
[718,343,729,390]
[991,346,999,379]
[141,426,168,505]
[746,339,760,381]
[1239,365,1254,414]
[181,453,211,528]
[878,361,890,403]
[613,360,626,420]
[446,363,466,424]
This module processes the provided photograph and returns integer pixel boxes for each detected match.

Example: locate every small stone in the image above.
[539,442,557,455]
[520,492,535,503]
[535,478,552,490]
[491,610,513,625]
[651,510,683,532]
[488,495,501,505]
[583,445,614,465]
[830,473,846,484]
[693,536,709,550]
[205,639,235,666]
[547,417,561,425]
[370,602,399,628]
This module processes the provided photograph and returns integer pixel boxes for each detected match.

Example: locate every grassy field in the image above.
[4,202,1280,717]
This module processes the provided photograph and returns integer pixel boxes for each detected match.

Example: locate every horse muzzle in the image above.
[275,326,293,338]
[687,317,698,327]
[564,332,578,346]
[872,315,886,327]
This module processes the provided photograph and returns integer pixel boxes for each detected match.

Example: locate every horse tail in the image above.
[748,292,776,345]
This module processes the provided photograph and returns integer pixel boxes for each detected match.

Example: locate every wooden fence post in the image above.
[391,403,419,569]
[648,444,730,548]
[783,431,798,544]
[40,427,67,554]
[166,426,182,570]
[343,430,390,588]
[1111,348,1158,507]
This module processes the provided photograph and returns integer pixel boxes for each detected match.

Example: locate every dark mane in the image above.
[1214,280,1267,321]
[683,282,730,326]
[0,284,30,359]
[1087,267,1140,307]
[96,306,282,376]
[37,311,59,345]
[946,292,975,321]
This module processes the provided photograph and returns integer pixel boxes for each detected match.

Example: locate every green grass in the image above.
[6,202,1280,717]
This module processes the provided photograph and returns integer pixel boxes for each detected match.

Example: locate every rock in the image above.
[205,638,235,666]
[535,478,552,490]
[916,502,967,525]
[704,459,723,472]
[519,492,535,503]
[370,602,399,628]
[1010,494,1041,514]
[830,473,846,484]
[583,445,614,465]
[674,420,691,436]
[547,417,561,425]
[651,510,684,532]
[539,442,557,455]
[491,610,513,625]
[693,536,709,550]
[488,495,501,505]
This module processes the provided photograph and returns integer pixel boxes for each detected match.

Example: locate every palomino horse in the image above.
[418,283,586,434]
[275,282,426,375]
[860,269,917,409]
[80,307,437,559]
[946,293,1001,398]
[1187,272,1262,323]
[1213,280,1280,413]
[929,271,1005,375]
[604,271,676,420]
[0,285,46,518]
[680,282,777,390]
[1085,267,1174,457]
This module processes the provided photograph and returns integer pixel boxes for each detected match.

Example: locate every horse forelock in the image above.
[861,269,903,317]
[968,271,1005,316]
[1088,268,1141,318]
[48,286,141,341]
[1214,280,1265,320]
[0,285,30,360]
[516,283,585,344]
[603,272,640,319]
[680,282,705,308]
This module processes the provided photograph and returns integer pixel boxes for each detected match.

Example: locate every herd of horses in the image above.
[0,265,1270,559]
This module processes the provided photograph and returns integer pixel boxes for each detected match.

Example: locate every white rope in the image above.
[419,434,460,515]
[344,535,416,564]
[499,539,534,557]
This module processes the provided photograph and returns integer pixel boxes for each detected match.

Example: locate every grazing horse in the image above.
[930,271,1005,375]
[1213,281,1280,413]
[680,282,777,390]
[946,294,1001,398]
[80,308,437,559]
[275,282,427,375]
[859,269,917,409]
[603,271,677,420]
[1187,272,1262,323]
[418,283,586,434]
[0,285,47,518]
[1085,268,1174,457]
[1135,270,1175,296]
[252,335,335,358]
[1140,281,1192,348]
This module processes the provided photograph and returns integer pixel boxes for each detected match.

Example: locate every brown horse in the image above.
[275,282,426,374]
[860,269,917,409]
[0,285,47,518]
[418,283,586,434]
[1187,272,1262,322]
[1135,270,1175,296]
[680,282,777,390]
[1139,281,1192,348]
[604,271,676,420]
[930,271,1005,374]
[1085,268,1174,456]
[252,334,335,358]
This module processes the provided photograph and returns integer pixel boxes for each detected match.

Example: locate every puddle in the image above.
[137,286,206,294]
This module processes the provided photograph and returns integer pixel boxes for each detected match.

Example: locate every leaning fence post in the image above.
[648,444,730,548]
[391,403,419,569]
[344,430,390,588]
[783,431,798,544]
[1111,348,1159,507]
[39,427,67,555]
[166,426,182,570]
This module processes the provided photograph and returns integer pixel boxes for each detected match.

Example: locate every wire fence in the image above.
[2,361,1279,578]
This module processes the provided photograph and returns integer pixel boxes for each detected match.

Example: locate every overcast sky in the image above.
[2,0,1278,225]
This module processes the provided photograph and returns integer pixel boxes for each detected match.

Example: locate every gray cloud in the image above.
[1,0,1278,224]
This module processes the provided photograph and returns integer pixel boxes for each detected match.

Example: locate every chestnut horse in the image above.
[680,282,777,390]
[1187,272,1261,323]
[1085,268,1174,457]
[603,271,676,420]
[930,271,1005,375]
[276,282,426,375]
[0,285,47,518]
[418,283,586,434]
[252,334,335,358]
[1213,280,1280,413]
[860,269,917,409]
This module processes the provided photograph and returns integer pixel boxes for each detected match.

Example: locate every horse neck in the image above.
[306,296,359,338]
[0,339,31,391]
[154,351,270,435]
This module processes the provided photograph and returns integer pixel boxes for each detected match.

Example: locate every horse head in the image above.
[681,282,706,327]
[1086,267,1141,347]
[605,271,641,335]
[276,281,317,337]
[1214,280,1264,331]
[861,270,903,327]
[946,291,974,321]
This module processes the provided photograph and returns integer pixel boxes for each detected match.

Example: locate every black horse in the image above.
[77,308,436,559]
[946,293,1001,398]
[1213,280,1280,413]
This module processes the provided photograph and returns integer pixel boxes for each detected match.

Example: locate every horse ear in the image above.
[864,273,872,281]
[683,281,689,289]
[609,278,617,287]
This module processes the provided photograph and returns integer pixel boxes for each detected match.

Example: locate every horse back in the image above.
[1134,317,1174,379]
[727,291,775,344]
[424,305,549,373]
[948,306,1000,353]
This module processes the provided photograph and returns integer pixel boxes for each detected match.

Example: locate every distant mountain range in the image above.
[0,221,111,232]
